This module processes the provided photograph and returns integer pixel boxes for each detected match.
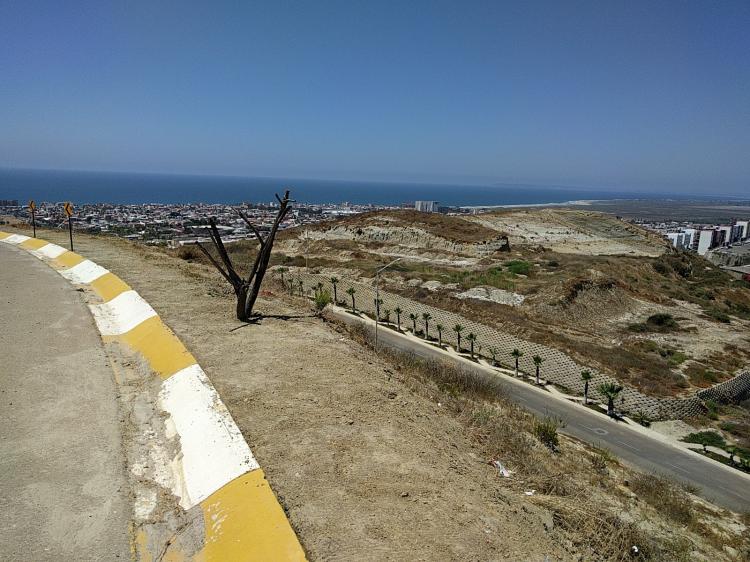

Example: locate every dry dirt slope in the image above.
[16,228,573,561]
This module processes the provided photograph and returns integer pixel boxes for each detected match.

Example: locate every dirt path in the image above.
[16,229,571,561]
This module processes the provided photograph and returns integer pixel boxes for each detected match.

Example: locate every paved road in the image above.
[0,244,130,561]
[332,308,750,512]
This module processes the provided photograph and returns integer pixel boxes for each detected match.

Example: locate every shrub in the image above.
[177,244,202,260]
[314,289,332,313]
[505,260,532,276]
[646,313,678,329]
[652,261,670,275]
[682,431,726,451]
[533,416,562,450]
[631,411,651,427]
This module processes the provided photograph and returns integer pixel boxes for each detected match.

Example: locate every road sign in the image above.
[28,200,36,212]
[64,201,73,217]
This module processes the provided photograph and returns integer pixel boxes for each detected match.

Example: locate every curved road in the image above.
[0,243,130,560]
[332,308,750,512]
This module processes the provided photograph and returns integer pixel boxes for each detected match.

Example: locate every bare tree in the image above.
[197,190,293,321]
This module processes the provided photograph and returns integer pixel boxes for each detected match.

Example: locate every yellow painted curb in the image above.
[19,237,50,250]
[0,231,11,239]
[107,316,197,379]
[195,470,307,562]
[90,272,132,302]
[53,250,86,269]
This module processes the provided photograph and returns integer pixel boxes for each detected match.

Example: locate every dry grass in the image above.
[289,209,501,243]
[333,318,741,561]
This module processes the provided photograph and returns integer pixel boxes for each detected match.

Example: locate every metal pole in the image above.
[68,216,74,251]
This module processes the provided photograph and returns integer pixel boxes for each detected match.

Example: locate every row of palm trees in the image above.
[326,276,626,418]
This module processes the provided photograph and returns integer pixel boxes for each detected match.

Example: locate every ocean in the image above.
[0,167,715,207]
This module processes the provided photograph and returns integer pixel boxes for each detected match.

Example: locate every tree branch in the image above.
[195,242,235,286]
[237,210,266,246]
[207,218,242,286]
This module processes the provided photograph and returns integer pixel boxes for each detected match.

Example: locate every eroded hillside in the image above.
[271,209,750,400]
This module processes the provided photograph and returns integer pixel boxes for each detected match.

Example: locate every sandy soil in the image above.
[22,229,572,561]
[467,209,666,257]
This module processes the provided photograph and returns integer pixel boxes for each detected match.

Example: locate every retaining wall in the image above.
[290,271,748,421]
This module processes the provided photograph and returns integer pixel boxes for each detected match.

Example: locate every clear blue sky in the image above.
[1,1,748,194]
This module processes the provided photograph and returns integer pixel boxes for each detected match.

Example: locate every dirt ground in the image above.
[19,228,573,561]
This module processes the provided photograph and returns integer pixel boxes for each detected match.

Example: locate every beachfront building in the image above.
[415,200,439,213]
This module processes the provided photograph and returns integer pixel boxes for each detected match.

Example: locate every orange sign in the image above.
[28,200,36,212]
[64,201,73,217]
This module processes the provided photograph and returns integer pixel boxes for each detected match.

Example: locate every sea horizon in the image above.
[0,167,745,207]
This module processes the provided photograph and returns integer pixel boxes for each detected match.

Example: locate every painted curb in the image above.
[1,232,306,561]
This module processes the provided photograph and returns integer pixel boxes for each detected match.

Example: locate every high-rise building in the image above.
[414,201,439,213]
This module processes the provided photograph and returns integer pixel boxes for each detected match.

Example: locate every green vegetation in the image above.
[533,416,562,450]
[314,289,332,313]
[511,348,523,377]
[346,286,356,312]
[597,382,624,417]
[628,313,679,333]
[466,332,477,358]
[532,354,544,385]
[580,370,593,405]
[504,259,532,276]
[682,431,725,452]
[453,324,463,352]
[631,411,652,427]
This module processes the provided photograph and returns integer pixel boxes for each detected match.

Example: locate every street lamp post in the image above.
[374,257,401,351]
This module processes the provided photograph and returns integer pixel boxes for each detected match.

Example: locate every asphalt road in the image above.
[0,243,130,561]
[332,308,750,512]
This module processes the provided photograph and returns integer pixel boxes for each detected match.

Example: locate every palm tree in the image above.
[466,333,477,358]
[453,324,464,352]
[346,286,356,312]
[511,348,523,376]
[597,382,624,417]
[316,282,324,296]
[394,307,402,330]
[374,297,383,321]
[532,355,544,385]
[436,324,444,347]
[409,312,418,333]
[422,312,432,339]
[330,277,339,303]
[488,347,499,366]
[581,370,593,405]
[298,279,304,296]
[278,267,288,287]
[382,308,391,323]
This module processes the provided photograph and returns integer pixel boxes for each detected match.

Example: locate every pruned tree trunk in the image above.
[197,190,293,321]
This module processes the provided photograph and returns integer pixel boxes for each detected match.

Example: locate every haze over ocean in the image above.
[0,168,732,207]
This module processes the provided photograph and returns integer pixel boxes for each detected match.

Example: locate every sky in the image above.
[1,0,748,195]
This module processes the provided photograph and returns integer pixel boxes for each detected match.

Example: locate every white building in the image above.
[696,229,717,255]
[666,232,692,249]
[414,200,439,213]
[736,220,749,240]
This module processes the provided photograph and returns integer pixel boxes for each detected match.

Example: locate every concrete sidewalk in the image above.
[0,243,130,561]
